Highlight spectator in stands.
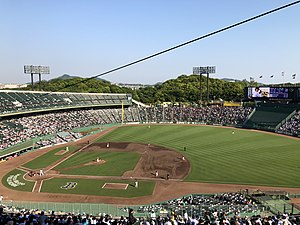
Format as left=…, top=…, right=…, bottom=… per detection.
left=0, top=107, right=140, bottom=151
left=277, top=110, right=300, bottom=137
left=0, top=198, right=298, bottom=225
left=139, top=105, right=253, bottom=126
left=38, top=211, right=48, bottom=225
left=128, top=208, right=137, bottom=225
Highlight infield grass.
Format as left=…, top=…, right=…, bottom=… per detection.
left=95, top=125, right=300, bottom=187
left=54, top=151, right=140, bottom=176
left=41, top=178, right=154, bottom=197
left=22, top=146, right=79, bottom=170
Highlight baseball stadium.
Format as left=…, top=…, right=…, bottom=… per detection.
left=0, top=87, right=300, bottom=219
left=1, top=1, right=300, bottom=224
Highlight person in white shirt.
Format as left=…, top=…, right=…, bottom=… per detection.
left=253, top=87, right=262, bottom=97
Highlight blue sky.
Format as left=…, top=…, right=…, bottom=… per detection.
left=0, top=0, right=299, bottom=85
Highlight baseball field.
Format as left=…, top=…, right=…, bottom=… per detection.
left=1, top=124, right=300, bottom=204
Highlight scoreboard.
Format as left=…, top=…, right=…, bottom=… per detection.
left=245, top=87, right=300, bottom=102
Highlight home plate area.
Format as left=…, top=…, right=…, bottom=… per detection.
left=102, top=183, right=128, bottom=190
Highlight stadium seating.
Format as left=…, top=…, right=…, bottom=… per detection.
left=138, top=106, right=253, bottom=125
left=1, top=91, right=299, bottom=154
left=0, top=90, right=131, bottom=116
left=243, top=104, right=296, bottom=131
left=0, top=191, right=299, bottom=224
left=0, top=107, right=140, bottom=151
left=277, top=110, right=300, bottom=137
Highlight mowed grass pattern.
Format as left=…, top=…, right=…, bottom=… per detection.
left=55, top=151, right=140, bottom=176
left=23, top=146, right=80, bottom=170
left=96, top=125, right=300, bottom=187
left=41, top=178, right=154, bottom=197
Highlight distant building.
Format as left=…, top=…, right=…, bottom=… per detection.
left=221, top=78, right=241, bottom=83
left=0, top=83, right=28, bottom=89
left=115, top=83, right=153, bottom=90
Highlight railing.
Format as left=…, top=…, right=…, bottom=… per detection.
left=243, top=108, right=256, bottom=127
left=254, top=195, right=300, bottom=215
left=275, top=110, right=296, bottom=131
left=2, top=200, right=123, bottom=216
left=1, top=200, right=263, bottom=217
left=259, top=201, right=300, bottom=215
left=3, top=199, right=299, bottom=217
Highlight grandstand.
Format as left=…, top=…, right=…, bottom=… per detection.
left=277, top=110, right=300, bottom=137
left=0, top=90, right=132, bottom=117
left=243, top=103, right=298, bottom=132
left=0, top=192, right=299, bottom=224
left=1, top=90, right=299, bottom=159
left=138, top=105, right=253, bottom=125
left=241, top=86, right=300, bottom=137
left=0, top=91, right=138, bottom=160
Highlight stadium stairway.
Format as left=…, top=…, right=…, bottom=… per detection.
left=243, top=103, right=296, bottom=132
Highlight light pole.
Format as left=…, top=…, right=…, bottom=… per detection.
left=193, top=67, right=203, bottom=104
left=193, top=66, right=216, bottom=104
left=24, top=65, right=50, bottom=91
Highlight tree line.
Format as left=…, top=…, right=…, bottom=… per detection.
left=21, top=75, right=256, bottom=104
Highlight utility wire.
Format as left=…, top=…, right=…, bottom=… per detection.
left=52, top=1, right=300, bottom=92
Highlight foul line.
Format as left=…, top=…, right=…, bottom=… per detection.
left=32, top=181, right=37, bottom=193
left=45, top=128, right=116, bottom=172
left=38, top=180, right=43, bottom=193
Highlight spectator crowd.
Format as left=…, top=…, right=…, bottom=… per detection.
left=0, top=192, right=299, bottom=225
left=131, top=193, right=259, bottom=219
left=138, top=106, right=253, bottom=126
left=276, top=110, right=300, bottom=137
left=0, top=108, right=140, bottom=150
left=1, top=104, right=299, bottom=152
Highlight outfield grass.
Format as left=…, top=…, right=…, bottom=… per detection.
left=55, top=151, right=140, bottom=176
left=23, top=146, right=80, bottom=170
left=41, top=178, right=155, bottom=197
left=95, top=125, right=300, bottom=187
left=2, top=169, right=35, bottom=192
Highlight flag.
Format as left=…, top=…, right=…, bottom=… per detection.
left=270, top=75, right=274, bottom=78
left=259, top=75, right=263, bottom=78
left=292, top=74, right=296, bottom=79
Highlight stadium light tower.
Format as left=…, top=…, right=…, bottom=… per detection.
left=193, top=66, right=216, bottom=104
left=24, top=65, right=50, bottom=91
